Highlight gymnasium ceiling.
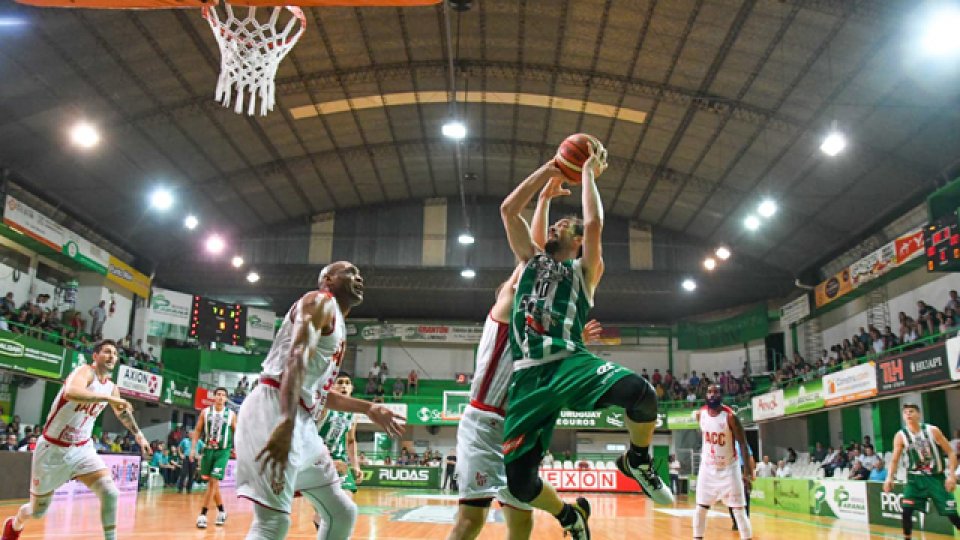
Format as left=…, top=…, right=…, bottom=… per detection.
left=0, top=0, right=958, bottom=322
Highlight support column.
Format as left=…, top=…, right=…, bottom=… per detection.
left=806, top=411, right=830, bottom=450
left=872, top=398, right=902, bottom=453
left=921, top=390, right=950, bottom=434
left=841, top=406, right=862, bottom=448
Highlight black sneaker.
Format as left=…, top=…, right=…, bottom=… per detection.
left=616, top=454, right=675, bottom=504
left=562, top=497, right=591, bottom=540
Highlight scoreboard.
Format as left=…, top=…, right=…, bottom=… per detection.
left=924, top=212, right=960, bottom=272
left=188, top=296, right=246, bottom=345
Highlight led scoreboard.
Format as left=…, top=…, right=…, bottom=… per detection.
left=924, top=212, right=960, bottom=272
left=188, top=296, right=246, bottom=345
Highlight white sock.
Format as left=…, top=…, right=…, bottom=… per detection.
left=731, top=507, right=752, bottom=540
left=693, top=505, right=708, bottom=539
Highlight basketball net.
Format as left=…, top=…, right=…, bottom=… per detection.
left=202, top=3, right=306, bottom=116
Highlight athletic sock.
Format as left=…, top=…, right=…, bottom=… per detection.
left=555, top=503, right=578, bottom=527
left=628, top=444, right=651, bottom=467
left=217, top=505, right=224, bottom=513
left=201, top=507, right=208, bottom=516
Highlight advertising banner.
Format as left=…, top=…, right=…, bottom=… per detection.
left=4, top=195, right=110, bottom=274
left=783, top=379, right=824, bottom=416
left=867, top=480, right=957, bottom=535
left=666, top=408, right=700, bottom=430
left=772, top=478, right=813, bottom=514
left=811, top=480, right=869, bottom=523
left=359, top=323, right=484, bottom=344
left=948, top=336, right=960, bottom=382
left=161, top=374, right=196, bottom=408
left=0, top=373, right=14, bottom=424
left=752, top=389, right=785, bottom=421
left=359, top=465, right=440, bottom=489
left=194, top=386, right=214, bottom=410
left=555, top=408, right=628, bottom=429
left=245, top=307, right=279, bottom=341
left=779, top=295, right=811, bottom=326
left=850, top=242, right=897, bottom=288
left=540, top=468, right=641, bottom=493
left=53, top=454, right=141, bottom=498
left=149, top=288, right=193, bottom=327
left=875, top=344, right=950, bottom=395
left=117, top=365, right=162, bottom=402
left=823, top=363, right=877, bottom=406
left=106, top=256, right=151, bottom=298
left=218, top=459, right=238, bottom=488
left=0, top=331, right=66, bottom=380
left=814, top=268, right=853, bottom=308
left=895, top=228, right=925, bottom=264
left=749, top=477, right=774, bottom=509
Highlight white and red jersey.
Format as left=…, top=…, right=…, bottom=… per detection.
left=698, top=405, right=737, bottom=471
left=469, top=313, right=512, bottom=416
left=261, top=292, right=346, bottom=416
left=43, top=368, right=114, bottom=446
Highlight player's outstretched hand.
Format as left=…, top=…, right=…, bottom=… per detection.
left=539, top=176, right=572, bottom=201
left=135, top=432, right=151, bottom=457
left=354, top=465, right=364, bottom=484
left=257, top=418, right=295, bottom=487
left=585, top=139, right=608, bottom=176
left=368, top=405, right=405, bottom=439
left=883, top=479, right=894, bottom=493
left=583, top=319, right=604, bottom=343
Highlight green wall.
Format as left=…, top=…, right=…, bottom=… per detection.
left=922, top=390, right=950, bottom=435
left=841, top=406, right=862, bottom=447
left=872, top=398, right=902, bottom=453
left=806, top=411, right=830, bottom=450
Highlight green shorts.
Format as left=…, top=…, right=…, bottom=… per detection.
left=502, top=351, right=633, bottom=464
left=902, top=473, right=958, bottom=516
left=342, top=468, right=358, bottom=493
left=199, top=448, right=232, bottom=481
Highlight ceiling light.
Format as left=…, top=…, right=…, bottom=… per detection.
left=715, top=246, right=731, bottom=260
left=703, top=257, right=717, bottom=271
left=820, top=130, right=847, bottom=156
left=246, top=271, right=260, bottom=283
left=231, top=256, right=244, bottom=268
left=921, top=5, right=960, bottom=57
left=442, top=121, right=467, bottom=140
left=758, top=199, right=777, bottom=218
left=0, top=17, right=28, bottom=27
left=149, top=188, right=174, bottom=211
left=744, top=215, right=760, bottom=231
left=205, top=234, right=225, bottom=255
left=458, top=232, right=475, bottom=245
left=184, top=215, right=199, bottom=230
left=69, top=121, right=100, bottom=149
left=681, top=278, right=697, bottom=292
left=460, top=268, right=476, bottom=278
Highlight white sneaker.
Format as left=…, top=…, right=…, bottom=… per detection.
left=216, top=511, right=227, bottom=526
left=196, top=514, right=207, bottom=529
left=616, top=453, right=675, bottom=505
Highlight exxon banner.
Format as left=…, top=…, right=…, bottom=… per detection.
left=752, top=389, right=785, bottom=421
left=117, top=365, right=163, bottom=402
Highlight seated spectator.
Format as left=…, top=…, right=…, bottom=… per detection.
left=859, top=445, right=879, bottom=469
left=849, top=461, right=870, bottom=481
left=0, top=292, right=14, bottom=317
left=364, top=377, right=377, bottom=396
left=373, top=384, right=385, bottom=403
left=383, top=456, right=392, bottom=465
left=359, top=452, right=370, bottom=466
left=576, top=459, right=591, bottom=470
left=756, top=455, right=775, bottom=477
left=95, top=434, right=109, bottom=453
left=946, top=290, right=959, bottom=313
left=0, top=314, right=8, bottom=333
left=813, top=442, right=828, bottom=463
left=151, top=443, right=175, bottom=485
left=108, top=435, right=122, bottom=453
left=10, top=310, right=29, bottom=334
left=775, top=460, right=792, bottom=478
left=686, top=390, right=697, bottom=403
left=18, top=435, right=37, bottom=452
left=0, top=433, right=17, bottom=451
left=407, top=369, right=419, bottom=394
left=654, top=383, right=665, bottom=400
left=869, top=459, right=887, bottom=481
left=392, top=378, right=405, bottom=399
left=785, top=447, right=798, bottom=464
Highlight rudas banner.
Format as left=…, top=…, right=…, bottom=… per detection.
left=875, top=343, right=950, bottom=395
left=359, top=465, right=440, bottom=489
left=814, top=268, right=853, bottom=308
left=106, top=256, right=151, bottom=298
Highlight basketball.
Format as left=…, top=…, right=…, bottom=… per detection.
left=555, top=133, right=602, bottom=184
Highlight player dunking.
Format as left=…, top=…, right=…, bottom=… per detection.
left=313, top=372, right=363, bottom=535
left=883, top=403, right=960, bottom=540
left=236, top=261, right=405, bottom=540
left=2, top=339, right=150, bottom=540
left=448, top=178, right=602, bottom=540
left=499, top=143, right=673, bottom=540
left=694, top=384, right=754, bottom=540
left=192, top=387, right=236, bottom=528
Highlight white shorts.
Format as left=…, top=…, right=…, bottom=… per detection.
left=696, top=464, right=746, bottom=508
left=236, top=384, right=340, bottom=514
left=31, top=436, right=107, bottom=496
left=455, top=405, right=530, bottom=510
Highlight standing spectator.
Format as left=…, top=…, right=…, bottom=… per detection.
left=663, top=370, right=674, bottom=387
left=392, top=378, right=405, bottom=399
left=870, top=328, right=885, bottom=354
left=178, top=431, right=205, bottom=494
left=917, top=301, right=938, bottom=335
left=379, top=361, right=389, bottom=384
left=407, top=369, right=419, bottom=394
left=945, top=290, right=959, bottom=313
left=668, top=454, right=681, bottom=495
left=775, top=460, right=792, bottom=478
left=542, top=450, right=555, bottom=468
left=67, top=312, right=84, bottom=343
left=755, top=456, right=775, bottom=477
left=689, top=371, right=700, bottom=389
left=641, top=368, right=649, bottom=381
left=368, top=363, right=381, bottom=384
left=0, top=292, right=14, bottom=317
left=785, top=447, right=798, bottom=463
left=883, top=326, right=899, bottom=350
left=443, top=448, right=457, bottom=491
left=651, top=368, right=662, bottom=386
left=88, top=300, right=107, bottom=339
left=813, top=442, right=828, bottom=463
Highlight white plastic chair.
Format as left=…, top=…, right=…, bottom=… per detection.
left=605, top=461, right=617, bottom=470
left=562, top=460, right=574, bottom=470
left=146, top=467, right=164, bottom=489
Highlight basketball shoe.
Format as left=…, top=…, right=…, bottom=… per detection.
left=616, top=454, right=675, bottom=504
left=561, top=497, right=590, bottom=540
left=216, top=510, right=227, bottom=526
left=196, top=514, right=207, bottom=529
left=2, top=518, right=22, bottom=540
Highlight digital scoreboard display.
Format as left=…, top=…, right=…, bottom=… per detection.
left=188, top=296, right=246, bottom=345
left=924, top=212, right=960, bottom=272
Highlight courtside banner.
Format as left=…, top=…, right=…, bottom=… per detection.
left=117, top=365, right=162, bottom=402
left=53, top=454, right=140, bottom=498
left=752, top=389, right=785, bottom=421
left=947, top=336, right=960, bottom=381
left=875, top=343, right=950, bottom=395
left=540, top=468, right=641, bottom=493
left=666, top=408, right=699, bottom=430
left=359, top=466, right=440, bottom=489
left=823, top=363, right=877, bottom=406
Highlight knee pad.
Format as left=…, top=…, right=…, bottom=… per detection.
left=505, top=459, right=543, bottom=503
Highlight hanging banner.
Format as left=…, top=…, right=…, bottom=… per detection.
left=849, top=242, right=896, bottom=288
left=116, top=365, right=162, bottom=402
left=894, top=228, right=925, bottom=264
left=359, top=323, right=484, bottom=344
left=0, top=331, right=66, bottom=380
left=0, top=373, right=14, bottom=424
left=947, top=336, right=960, bottom=382
left=3, top=195, right=110, bottom=274
left=814, top=268, right=853, bottom=308
left=162, top=374, right=196, bottom=408
left=752, top=389, right=785, bottom=421
left=823, top=363, right=877, bottom=406
left=677, top=305, right=769, bottom=350
left=875, top=343, right=950, bottom=395
left=666, top=408, right=700, bottom=430
left=779, top=295, right=811, bottom=326
left=194, top=386, right=214, bottom=410
left=246, top=307, right=279, bottom=341
left=106, top=256, right=151, bottom=298
left=149, top=288, right=193, bottom=326
left=783, top=379, right=824, bottom=416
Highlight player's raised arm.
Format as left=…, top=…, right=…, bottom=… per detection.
left=501, top=161, right=563, bottom=262
left=532, top=176, right=570, bottom=249
left=580, top=143, right=607, bottom=291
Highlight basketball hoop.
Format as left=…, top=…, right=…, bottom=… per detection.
left=202, top=2, right=306, bottom=116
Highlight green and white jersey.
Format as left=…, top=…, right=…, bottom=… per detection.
left=319, top=410, right=354, bottom=462
left=510, top=253, right=592, bottom=369
left=900, top=423, right=944, bottom=475
left=204, top=405, right=236, bottom=450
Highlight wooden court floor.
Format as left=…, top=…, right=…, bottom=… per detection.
left=0, top=486, right=946, bottom=539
